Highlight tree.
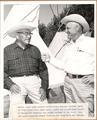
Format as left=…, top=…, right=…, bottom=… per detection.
left=43, top=16, right=59, bottom=46
left=68, top=4, right=94, bottom=26
left=67, top=4, right=94, bottom=36
left=38, top=4, right=94, bottom=46
left=38, top=23, right=47, bottom=40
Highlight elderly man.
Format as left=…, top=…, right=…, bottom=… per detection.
left=47, top=14, right=95, bottom=116
left=4, top=25, right=49, bottom=117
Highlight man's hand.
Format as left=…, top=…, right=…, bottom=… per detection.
left=82, top=75, right=94, bottom=88
left=10, top=84, right=21, bottom=94
left=41, top=54, right=51, bottom=62
left=39, top=88, right=46, bottom=101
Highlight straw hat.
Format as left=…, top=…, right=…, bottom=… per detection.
left=61, top=14, right=89, bottom=33
left=7, top=25, right=35, bottom=38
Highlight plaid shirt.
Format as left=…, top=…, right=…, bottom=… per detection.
left=4, top=42, right=48, bottom=91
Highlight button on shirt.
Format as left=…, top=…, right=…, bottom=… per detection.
left=4, top=42, right=48, bottom=90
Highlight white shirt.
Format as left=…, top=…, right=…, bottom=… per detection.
left=50, top=34, right=96, bottom=75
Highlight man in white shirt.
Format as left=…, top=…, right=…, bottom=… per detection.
left=47, top=14, right=95, bottom=116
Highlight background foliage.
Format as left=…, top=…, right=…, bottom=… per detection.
left=38, top=4, right=94, bottom=46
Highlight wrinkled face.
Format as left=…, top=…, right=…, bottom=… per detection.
left=65, top=22, right=81, bottom=40
left=16, top=29, right=32, bottom=45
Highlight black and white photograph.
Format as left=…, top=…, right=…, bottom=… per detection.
left=1, top=1, right=96, bottom=120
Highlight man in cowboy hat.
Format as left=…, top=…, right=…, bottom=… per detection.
left=4, top=25, right=49, bottom=117
left=45, top=14, right=95, bottom=116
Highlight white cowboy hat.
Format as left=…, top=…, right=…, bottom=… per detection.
left=7, top=25, right=36, bottom=38
left=61, top=14, right=89, bottom=33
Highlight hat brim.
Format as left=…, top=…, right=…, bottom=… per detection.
left=7, top=25, right=36, bottom=38
left=61, top=14, right=89, bottom=33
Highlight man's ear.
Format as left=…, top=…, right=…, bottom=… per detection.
left=75, top=25, right=79, bottom=31
left=16, top=33, right=19, bottom=39
left=76, top=24, right=82, bottom=33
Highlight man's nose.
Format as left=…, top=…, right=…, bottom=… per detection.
left=27, top=34, right=31, bottom=38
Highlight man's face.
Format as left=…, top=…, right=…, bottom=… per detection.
left=16, top=29, right=32, bottom=45
left=65, top=22, right=80, bottom=40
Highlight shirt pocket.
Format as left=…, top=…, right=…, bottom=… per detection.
left=8, top=56, right=20, bottom=68
left=77, top=47, right=85, bottom=53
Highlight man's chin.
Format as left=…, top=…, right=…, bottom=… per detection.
left=67, top=35, right=72, bottom=40
left=25, top=42, right=30, bottom=45
left=25, top=40, right=30, bottom=44
left=67, top=36, right=71, bottom=40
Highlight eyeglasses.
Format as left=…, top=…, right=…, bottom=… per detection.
left=17, top=32, right=33, bottom=36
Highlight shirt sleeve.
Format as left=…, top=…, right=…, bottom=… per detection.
left=39, top=58, right=49, bottom=91
left=50, top=57, right=65, bottom=70
left=4, top=48, right=15, bottom=90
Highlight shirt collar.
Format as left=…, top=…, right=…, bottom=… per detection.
left=13, top=41, right=31, bottom=49
left=13, top=42, right=19, bottom=49
left=70, top=34, right=84, bottom=44
left=76, top=34, right=85, bottom=43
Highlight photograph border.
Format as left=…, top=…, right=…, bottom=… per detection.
left=0, top=1, right=97, bottom=120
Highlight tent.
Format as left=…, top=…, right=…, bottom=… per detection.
left=49, top=31, right=69, bottom=59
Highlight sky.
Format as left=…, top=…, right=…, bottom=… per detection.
left=39, top=4, right=66, bottom=25
left=4, top=4, right=66, bottom=26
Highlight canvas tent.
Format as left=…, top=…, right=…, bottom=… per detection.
left=49, top=31, right=69, bottom=59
